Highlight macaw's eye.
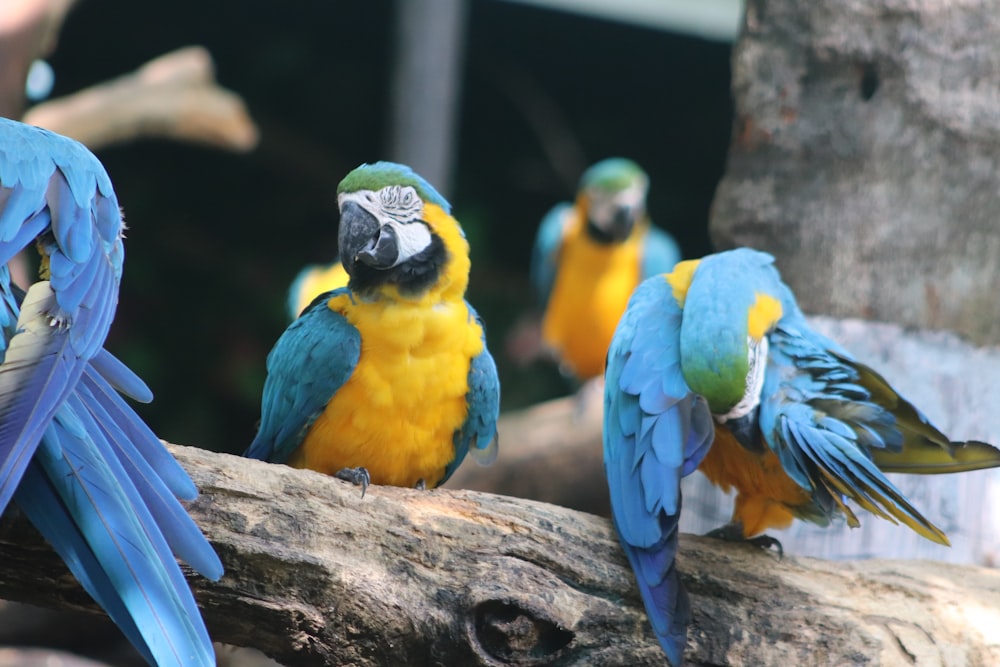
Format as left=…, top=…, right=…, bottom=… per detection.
left=380, top=185, right=422, bottom=223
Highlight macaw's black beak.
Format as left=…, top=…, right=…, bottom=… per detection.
left=726, top=409, right=765, bottom=454
left=608, top=204, right=638, bottom=239
left=339, top=201, right=398, bottom=272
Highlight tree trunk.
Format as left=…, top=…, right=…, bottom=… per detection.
left=0, top=443, right=997, bottom=666
left=710, top=0, right=1000, bottom=345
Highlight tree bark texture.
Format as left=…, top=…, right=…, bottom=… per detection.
left=0, top=443, right=998, bottom=666
left=710, top=0, right=1000, bottom=345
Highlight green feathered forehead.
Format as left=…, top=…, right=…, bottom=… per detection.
left=580, top=158, right=647, bottom=192
left=337, top=161, right=451, bottom=213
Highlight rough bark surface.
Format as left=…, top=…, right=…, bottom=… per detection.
left=0, top=444, right=998, bottom=666
left=710, top=0, right=1000, bottom=344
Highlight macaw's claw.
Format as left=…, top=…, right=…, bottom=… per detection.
left=335, top=466, right=371, bottom=497
left=414, top=478, right=427, bottom=490
left=705, top=522, right=783, bottom=558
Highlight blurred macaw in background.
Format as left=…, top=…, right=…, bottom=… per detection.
left=286, top=257, right=348, bottom=319
left=603, top=247, right=1000, bottom=665
left=0, top=118, right=222, bottom=666
left=531, top=158, right=681, bottom=381
left=245, top=161, right=499, bottom=490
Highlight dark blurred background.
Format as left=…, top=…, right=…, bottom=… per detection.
left=42, top=0, right=733, bottom=455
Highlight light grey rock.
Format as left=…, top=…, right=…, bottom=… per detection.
left=710, top=0, right=1000, bottom=344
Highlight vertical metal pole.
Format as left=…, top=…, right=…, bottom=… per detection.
left=389, top=0, right=468, bottom=197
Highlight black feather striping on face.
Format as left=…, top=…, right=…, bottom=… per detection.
left=349, top=232, right=447, bottom=297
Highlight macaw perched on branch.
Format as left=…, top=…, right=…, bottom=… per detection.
left=603, top=248, right=1000, bottom=665
left=531, top=158, right=681, bottom=381
left=245, top=162, right=499, bottom=491
left=0, top=118, right=222, bottom=666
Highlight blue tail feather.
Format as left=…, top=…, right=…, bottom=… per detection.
left=80, top=368, right=198, bottom=500
left=75, top=381, right=223, bottom=579
left=15, top=461, right=158, bottom=667
left=34, top=413, right=215, bottom=667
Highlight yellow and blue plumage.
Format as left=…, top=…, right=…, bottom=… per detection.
left=604, top=247, right=1000, bottom=664
left=245, top=161, right=499, bottom=490
left=531, top=158, right=681, bottom=380
left=0, top=117, right=222, bottom=666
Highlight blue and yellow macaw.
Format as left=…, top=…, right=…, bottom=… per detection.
left=603, top=248, right=1000, bottom=665
left=0, top=118, right=222, bottom=666
left=245, top=161, right=499, bottom=490
left=531, top=158, right=681, bottom=380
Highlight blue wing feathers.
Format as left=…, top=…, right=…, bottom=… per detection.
left=245, top=289, right=361, bottom=463
left=530, top=203, right=571, bottom=309
left=443, top=302, right=500, bottom=484
left=603, top=276, right=713, bottom=664
left=0, top=118, right=220, bottom=666
left=640, top=225, right=681, bottom=278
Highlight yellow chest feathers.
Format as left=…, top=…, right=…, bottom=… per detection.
left=542, top=224, right=644, bottom=379
left=290, top=291, right=484, bottom=488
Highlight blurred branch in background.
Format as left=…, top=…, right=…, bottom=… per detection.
left=389, top=0, right=467, bottom=197
left=24, top=46, right=259, bottom=153
left=0, top=0, right=76, bottom=120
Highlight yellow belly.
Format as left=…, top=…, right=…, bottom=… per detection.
left=698, top=426, right=811, bottom=536
left=542, top=231, right=643, bottom=379
left=290, top=291, right=484, bottom=488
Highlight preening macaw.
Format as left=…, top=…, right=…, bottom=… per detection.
left=286, top=258, right=348, bottom=319
left=245, top=161, right=499, bottom=490
left=531, top=158, right=681, bottom=380
left=0, top=118, right=222, bottom=666
left=603, top=247, right=1000, bottom=665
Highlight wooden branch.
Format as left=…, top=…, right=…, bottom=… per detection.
left=444, top=388, right=610, bottom=517
left=22, top=46, right=259, bottom=153
left=1, top=444, right=997, bottom=666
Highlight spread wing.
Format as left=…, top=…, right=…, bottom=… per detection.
left=759, top=322, right=953, bottom=544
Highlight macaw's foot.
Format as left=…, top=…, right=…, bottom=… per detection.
left=705, top=522, right=783, bottom=558
left=335, top=466, right=371, bottom=498
left=415, top=478, right=427, bottom=491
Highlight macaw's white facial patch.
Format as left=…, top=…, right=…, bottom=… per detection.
left=716, top=335, right=768, bottom=423
left=339, top=186, right=434, bottom=267
left=338, top=185, right=423, bottom=224
left=586, top=178, right=649, bottom=231
left=389, top=219, right=433, bottom=266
